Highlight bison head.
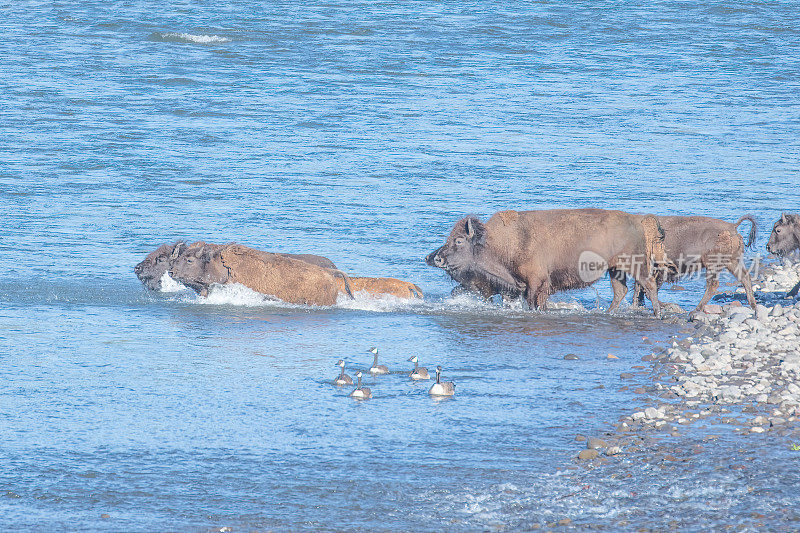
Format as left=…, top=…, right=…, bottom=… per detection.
left=169, top=243, right=229, bottom=296
left=134, top=242, right=186, bottom=291
left=766, top=214, right=800, bottom=256
left=426, top=216, right=486, bottom=279
left=426, top=216, right=524, bottom=297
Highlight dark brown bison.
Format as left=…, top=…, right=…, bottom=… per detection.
left=766, top=213, right=800, bottom=297
left=134, top=242, right=191, bottom=290
left=169, top=242, right=352, bottom=305
left=426, top=209, right=669, bottom=316
left=632, top=215, right=758, bottom=310
left=335, top=276, right=424, bottom=299
left=135, top=242, right=337, bottom=290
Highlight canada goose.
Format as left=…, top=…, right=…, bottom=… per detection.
left=368, top=347, right=389, bottom=375
left=333, top=359, right=353, bottom=386
left=428, top=366, right=455, bottom=397
left=408, top=355, right=430, bottom=380
left=349, top=371, right=372, bottom=399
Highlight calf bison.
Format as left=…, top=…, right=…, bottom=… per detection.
left=335, top=276, right=424, bottom=299
left=169, top=243, right=352, bottom=306
left=426, top=209, right=670, bottom=316
left=767, top=213, right=800, bottom=297
left=632, top=215, right=758, bottom=310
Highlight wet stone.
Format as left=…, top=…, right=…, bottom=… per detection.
left=578, top=449, right=599, bottom=460
left=587, top=437, right=608, bottom=450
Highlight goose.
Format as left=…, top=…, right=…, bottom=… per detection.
left=349, top=371, right=372, bottom=399
left=408, top=355, right=430, bottom=380
left=428, top=366, right=455, bottom=397
left=367, top=347, right=389, bottom=375
left=333, top=359, right=353, bottom=386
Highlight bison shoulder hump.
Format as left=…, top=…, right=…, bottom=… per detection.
left=496, top=210, right=519, bottom=226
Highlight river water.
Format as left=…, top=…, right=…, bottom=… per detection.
left=1, top=1, right=800, bottom=530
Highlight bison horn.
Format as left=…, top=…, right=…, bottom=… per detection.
left=466, top=218, right=475, bottom=238
left=170, top=241, right=186, bottom=260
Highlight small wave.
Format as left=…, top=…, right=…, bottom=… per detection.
left=149, top=32, right=230, bottom=44
left=158, top=272, right=189, bottom=293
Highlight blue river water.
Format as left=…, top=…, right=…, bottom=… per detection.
left=1, top=1, right=800, bottom=530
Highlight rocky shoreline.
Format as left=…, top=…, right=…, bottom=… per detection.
left=576, top=259, right=800, bottom=461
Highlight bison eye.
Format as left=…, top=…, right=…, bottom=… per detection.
left=455, top=238, right=465, bottom=246
left=156, top=257, right=165, bottom=263
left=776, top=228, right=782, bottom=234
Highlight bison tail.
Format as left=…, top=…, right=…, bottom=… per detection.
left=642, top=214, right=678, bottom=277
left=410, top=283, right=424, bottom=299
left=734, top=214, right=757, bottom=249
left=642, top=214, right=665, bottom=240
left=332, top=270, right=354, bottom=299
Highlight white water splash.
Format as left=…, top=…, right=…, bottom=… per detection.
left=158, top=271, right=189, bottom=293
left=153, top=32, right=230, bottom=44
left=335, top=290, right=426, bottom=313
left=190, top=283, right=287, bottom=307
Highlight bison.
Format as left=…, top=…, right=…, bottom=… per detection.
left=766, top=213, right=800, bottom=297
left=169, top=243, right=353, bottom=305
left=335, top=276, right=424, bottom=299
left=631, top=215, right=758, bottom=310
left=135, top=242, right=338, bottom=291
left=426, top=209, right=670, bottom=316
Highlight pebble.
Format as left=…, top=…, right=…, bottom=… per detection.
left=574, top=260, right=800, bottom=462
left=606, top=446, right=622, bottom=456
left=587, top=437, right=608, bottom=450
left=564, top=354, right=579, bottom=360
left=578, top=449, right=599, bottom=460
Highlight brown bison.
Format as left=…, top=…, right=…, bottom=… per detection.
left=135, top=242, right=337, bottom=291
left=632, top=215, right=758, bottom=310
left=426, top=209, right=670, bottom=316
left=335, top=276, right=424, bottom=299
left=169, top=243, right=352, bottom=305
left=766, top=213, right=800, bottom=297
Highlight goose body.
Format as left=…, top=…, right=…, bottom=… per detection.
left=333, top=359, right=353, bottom=386
left=368, top=347, right=389, bottom=375
left=429, top=366, right=455, bottom=397
left=349, top=371, right=372, bottom=400
left=408, top=355, right=430, bottom=380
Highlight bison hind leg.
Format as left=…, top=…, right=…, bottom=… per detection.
left=637, top=277, right=661, bottom=317
left=607, top=269, right=628, bottom=313
left=727, top=261, right=757, bottom=309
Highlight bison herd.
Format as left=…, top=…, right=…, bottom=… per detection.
left=135, top=209, right=800, bottom=315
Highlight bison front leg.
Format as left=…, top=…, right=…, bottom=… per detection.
left=608, top=269, right=628, bottom=313
left=524, top=278, right=548, bottom=311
